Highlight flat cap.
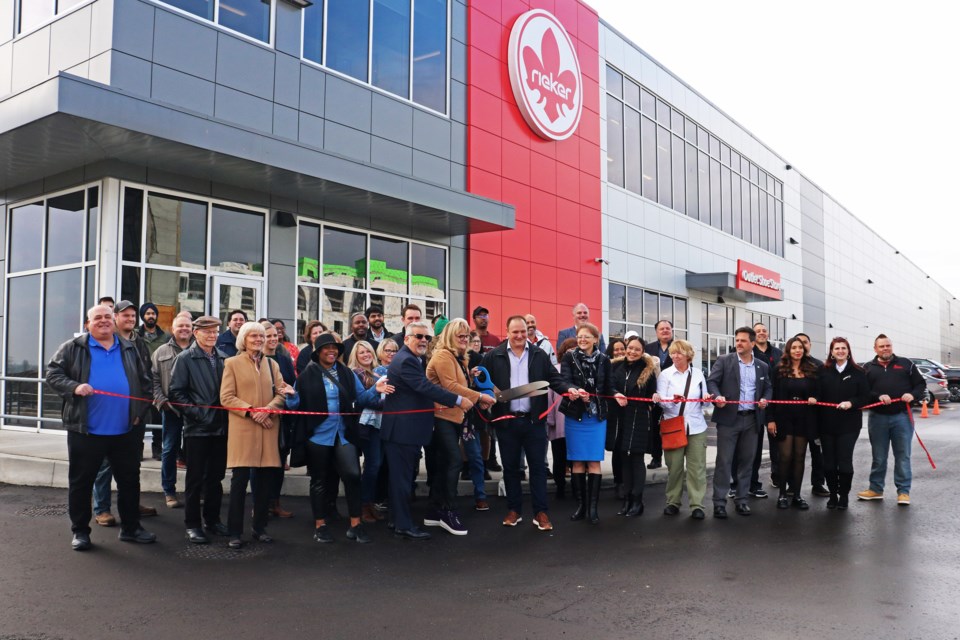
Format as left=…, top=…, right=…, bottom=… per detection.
left=193, top=315, right=222, bottom=330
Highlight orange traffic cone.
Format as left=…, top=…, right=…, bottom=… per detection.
left=920, top=400, right=929, bottom=418
left=933, top=399, right=941, bottom=415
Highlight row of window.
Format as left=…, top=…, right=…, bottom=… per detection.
left=608, top=283, right=688, bottom=345
left=605, top=65, right=785, bottom=257
left=303, top=0, right=449, bottom=113
left=297, top=221, right=447, bottom=340
left=16, top=0, right=450, bottom=116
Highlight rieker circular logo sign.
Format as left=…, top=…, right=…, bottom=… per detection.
left=507, top=9, right=583, bottom=141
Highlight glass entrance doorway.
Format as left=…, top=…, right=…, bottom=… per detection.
left=212, top=276, right=262, bottom=327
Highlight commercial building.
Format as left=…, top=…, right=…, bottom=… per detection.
left=1, top=0, right=956, bottom=430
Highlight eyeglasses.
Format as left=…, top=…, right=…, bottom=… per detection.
left=474, top=314, right=489, bottom=319
left=410, top=334, right=431, bottom=341
left=576, top=335, right=594, bottom=341
left=456, top=334, right=470, bottom=340
left=383, top=348, right=398, bottom=354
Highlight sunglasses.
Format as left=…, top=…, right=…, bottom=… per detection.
left=410, top=334, right=431, bottom=341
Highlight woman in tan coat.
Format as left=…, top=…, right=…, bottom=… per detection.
left=221, top=321, right=292, bottom=548
left=424, top=318, right=495, bottom=535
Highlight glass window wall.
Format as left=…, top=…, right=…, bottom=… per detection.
left=303, top=0, right=450, bottom=114
left=607, top=282, right=688, bottom=344
left=605, top=64, right=784, bottom=256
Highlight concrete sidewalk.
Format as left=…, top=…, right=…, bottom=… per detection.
left=0, top=428, right=734, bottom=498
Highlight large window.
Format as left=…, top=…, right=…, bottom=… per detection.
left=16, top=0, right=86, bottom=34
left=701, top=301, right=736, bottom=376
left=159, top=0, right=273, bottom=43
left=608, top=283, right=687, bottom=345
left=297, top=221, right=447, bottom=340
left=3, top=186, right=100, bottom=430
left=303, top=0, right=449, bottom=113
left=120, top=185, right=266, bottom=330
left=606, top=65, right=785, bottom=257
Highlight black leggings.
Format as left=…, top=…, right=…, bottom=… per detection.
left=621, top=451, right=647, bottom=498
left=777, top=435, right=808, bottom=496
left=306, top=437, right=361, bottom=521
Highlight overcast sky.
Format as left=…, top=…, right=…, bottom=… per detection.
left=587, top=0, right=960, bottom=298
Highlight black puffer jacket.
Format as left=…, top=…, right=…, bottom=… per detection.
left=610, top=354, right=659, bottom=453
left=168, top=343, right=229, bottom=437
left=560, top=348, right=614, bottom=422
left=45, top=334, right=151, bottom=434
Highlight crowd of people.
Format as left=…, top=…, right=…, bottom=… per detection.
left=46, top=298, right=925, bottom=551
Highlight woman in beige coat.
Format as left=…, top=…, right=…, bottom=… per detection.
left=221, top=322, right=292, bottom=548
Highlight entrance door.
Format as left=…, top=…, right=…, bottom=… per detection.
left=702, top=335, right=731, bottom=376
left=211, top=276, right=262, bottom=326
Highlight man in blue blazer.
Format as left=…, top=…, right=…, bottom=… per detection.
left=706, top=326, right=773, bottom=518
left=557, top=302, right=605, bottom=353
left=381, top=321, right=468, bottom=540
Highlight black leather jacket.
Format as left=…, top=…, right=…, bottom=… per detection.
left=168, top=343, right=229, bottom=437
left=45, top=334, right=151, bottom=434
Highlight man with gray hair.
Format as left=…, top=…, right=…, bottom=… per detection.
left=46, top=304, right=155, bottom=551
left=380, top=321, right=468, bottom=540
left=557, top=303, right=606, bottom=353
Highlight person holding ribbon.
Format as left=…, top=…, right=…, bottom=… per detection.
left=425, top=319, right=495, bottom=535
left=220, top=322, right=295, bottom=548
left=766, top=337, right=820, bottom=510
left=290, top=333, right=392, bottom=544
left=481, top=316, right=578, bottom=532
left=609, top=335, right=658, bottom=517
left=560, top=322, right=627, bottom=525
left=817, top=337, right=871, bottom=510
left=656, top=339, right=711, bottom=520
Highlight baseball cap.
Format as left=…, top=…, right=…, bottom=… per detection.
left=114, top=300, right=136, bottom=313
left=472, top=305, right=489, bottom=318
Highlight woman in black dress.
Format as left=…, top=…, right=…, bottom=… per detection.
left=817, top=337, right=871, bottom=509
left=609, top=336, right=658, bottom=516
left=767, top=337, right=819, bottom=510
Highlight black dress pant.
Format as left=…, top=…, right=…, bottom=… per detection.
left=383, top=441, right=422, bottom=531
left=227, top=466, right=279, bottom=536
left=808, top=439, right=825, bottom=487
left=820, top=431, right=859, bottom=477
left=428, top=418, right=462, bottom=511
left=551, top=437, right=568, bottom=494
left=648, top=407, right=663, bottom=461
left=183, top=435, right=227, bottom=529
left=306, top=437, right=362, bottom=520
left=67, top=428, right=141, bottom=536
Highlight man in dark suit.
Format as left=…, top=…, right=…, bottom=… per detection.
left=481, top=316, right=579, bottom=531
left=381, top=321, right=467, bottom=540
left=644, top=319, right=674, bottom=469
left=706, top=326, right=773, bottom=518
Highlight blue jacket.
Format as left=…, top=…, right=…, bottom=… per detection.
left=380, top=345, right=458, bottom=446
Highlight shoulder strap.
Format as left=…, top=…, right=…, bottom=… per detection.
left=679, top=371, right=693, bottom=417
left=320, top=364, right=352, bottom=400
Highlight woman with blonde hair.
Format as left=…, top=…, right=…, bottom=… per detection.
left=655, top=339, right=711, bottom=520
left=347, top=340, right=384, bottom=523
left=220, top=322, right=295, bottom=548
left=425, top=318, right=494, bottom=535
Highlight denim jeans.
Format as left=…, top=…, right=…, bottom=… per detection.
left=462, top=431, right=487, bottom=500
left=868, top=411, right=913, bottom=495
left=93, top=459, right=112, bottom=515
left=358, top=429, right=382, bottom=505
left=495, top=417, right=549, bottom=515
left=160, top=410, right=183, bottom=496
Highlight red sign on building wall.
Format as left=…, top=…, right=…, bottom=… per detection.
left=466, top=0, right=601, bottom=341
left=736, top=259, right=783, bottom=300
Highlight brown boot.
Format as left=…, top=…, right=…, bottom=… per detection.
left=269, top=500, right=294, bottom=519
left=361, top=503, right=384, bottom=523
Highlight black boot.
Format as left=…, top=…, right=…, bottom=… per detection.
left=587, top=473, right=601, bottom=524
left=837, top=473, right=853, bottom=510
left=555, top=477, right=566, bottom=500
left=617, top=495, right=631, bottom=516
left=777, top=489, right=790, bottom=509
left=570, top=473, right=587, bottom=521
left=826, top=474, right=838, bottom=509
left=626, top=495, right=644, bottom=517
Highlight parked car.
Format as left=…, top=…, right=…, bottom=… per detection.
left=916, top=373, right=950, bottom=406
left=912, top=358, right=960, bottom=402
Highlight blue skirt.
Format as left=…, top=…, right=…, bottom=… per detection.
left=565, top=414, right=607, bottom=462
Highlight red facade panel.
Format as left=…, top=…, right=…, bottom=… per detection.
left=466, top=0, right=602, bottom=341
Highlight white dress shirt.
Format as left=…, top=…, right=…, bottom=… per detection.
left=657, top=365, right=709, bottom=435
